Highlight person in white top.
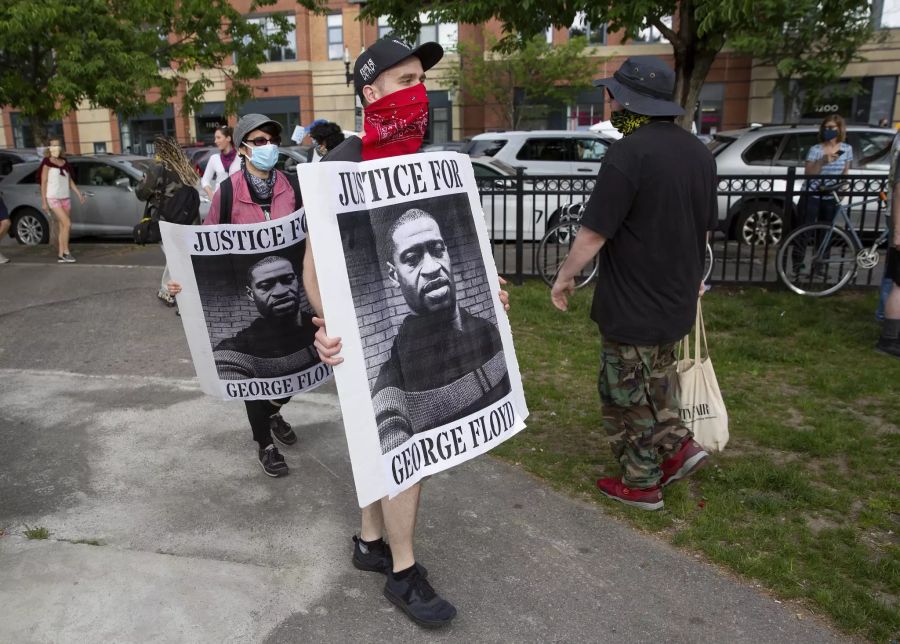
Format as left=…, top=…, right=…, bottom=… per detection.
left=201, top=125, right=241, bottom=199
left=39, top=138, right=85, bottom=263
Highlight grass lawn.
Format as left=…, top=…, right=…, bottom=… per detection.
left=500, top=281, right=899, bottom=642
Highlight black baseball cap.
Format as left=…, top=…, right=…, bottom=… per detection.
left=353, top=36, right=443, bottom=101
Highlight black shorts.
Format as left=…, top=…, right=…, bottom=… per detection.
left=888, top=246, right=900, bottom=286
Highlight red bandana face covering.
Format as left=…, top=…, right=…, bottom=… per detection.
left=361, top=83, right=429, bottom=161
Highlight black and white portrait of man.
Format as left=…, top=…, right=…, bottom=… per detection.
left=193, top=251, right=320, bottom=380
left=340, top=195, right=511, bottom=454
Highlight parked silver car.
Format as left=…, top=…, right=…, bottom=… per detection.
left=1, top=154, right=211, bottom=245
left=709, top=124, right=893, bottom=245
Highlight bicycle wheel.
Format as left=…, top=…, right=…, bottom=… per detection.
left=776, top=224, right=858, bottom=296
left=538, top=221, right=598, bottom=288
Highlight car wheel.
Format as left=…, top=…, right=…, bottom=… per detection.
left=735, top=202, right=786, bottom=246
left=13, top=208, right=50, bottom=245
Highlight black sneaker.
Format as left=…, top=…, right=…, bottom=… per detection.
left=258, top=445, right=288, bottom=477
left=269, top=413, right=297, bottom=446
left=57, top=253, right=76, bottom=263
left=352, top=536, right=429, bottom=577
left=383, top=567, right=456, bottom=628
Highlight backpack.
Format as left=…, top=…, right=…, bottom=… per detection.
left=218, top=172, right=302, bottom=224
left=158, top=175, right=201, bottom=226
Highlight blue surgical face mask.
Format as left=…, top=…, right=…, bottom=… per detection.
left=247, top=143, right=279, bottom=171
left=822, top=128, right=839, bottom=142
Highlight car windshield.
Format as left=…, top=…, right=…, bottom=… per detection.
left=706, top=135, right=736, bottom=156
left=466, top=139, right=506, bottom=157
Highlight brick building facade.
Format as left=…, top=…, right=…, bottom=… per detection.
left=1, top=3, right=898, bottom=153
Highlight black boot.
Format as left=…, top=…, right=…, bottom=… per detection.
left=876, top=319, right=900, bottom=358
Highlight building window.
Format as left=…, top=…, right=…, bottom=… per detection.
left=9, top=113, right=64, bottom=148
left=878, top=0, right=900, bottom=27
left=377, top=16, right=392, bottom=39
left=774, top=76, right=899, bottom=125
left=567, top=88, right=605, bottom=130
left=416, top=13, right=457, bottom=50
left=377, top=14, right=457, bottom=50
left=327, top=13, right=343, bottom=60
left=634, top=16, right=671, bottom=43
left=248, top=14, right=297, bottom=62
left=568, top=12, right=606, bottom=45
left=695, top=82, right=724, bottom=135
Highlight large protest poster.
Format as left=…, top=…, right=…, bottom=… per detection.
left=299, top=152, right=528, bottom=506
left=160, top=209, right=333, bottom=401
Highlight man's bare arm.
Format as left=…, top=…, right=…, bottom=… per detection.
left=550, top=227, right=607, bottom=311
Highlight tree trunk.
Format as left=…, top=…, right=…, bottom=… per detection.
left=670, top=0, right=723, bottom=131
left=776, top=77, right=800, bottom=124
left=30, top=116, right=51, bottom=147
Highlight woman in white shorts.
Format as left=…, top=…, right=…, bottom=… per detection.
left=40, top=139, right=85, bottom=263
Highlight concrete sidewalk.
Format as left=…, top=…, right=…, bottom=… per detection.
left=0, top=256, right=850, bottom=643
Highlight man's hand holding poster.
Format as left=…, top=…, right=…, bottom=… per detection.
left=160, top=209, right=333, bottom=401
left=299, top=152, right=528, bottom=506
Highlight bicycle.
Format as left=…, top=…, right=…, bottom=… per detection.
left=538, top=201, right=715, bottom=287
left=776, top=190, right=888, bottom=297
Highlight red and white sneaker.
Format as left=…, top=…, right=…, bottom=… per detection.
left=596, top=477, right=664, bottom=511
left=660, top=439, right=709, bottom=487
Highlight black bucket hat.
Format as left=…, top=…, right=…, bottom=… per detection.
left=353, top=36, right=443, bottom=101
left=593, top=56, right=684, bottom=117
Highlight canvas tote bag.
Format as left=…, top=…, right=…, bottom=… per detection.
left=676, top=301, right=729, bottom=452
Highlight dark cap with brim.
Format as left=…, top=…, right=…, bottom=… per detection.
left=594, top=55, right=684, bottom=117
left=233, top=114, right=283, bottom=148
left=354, top=37, right=443, bottom=101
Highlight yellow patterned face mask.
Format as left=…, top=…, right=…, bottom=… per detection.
left=610, top=109, right=651, bottom=136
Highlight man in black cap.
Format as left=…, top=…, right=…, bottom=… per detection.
left=301, top=36, right=459, bottom=628
left=550, top=56, right=718, bottom=511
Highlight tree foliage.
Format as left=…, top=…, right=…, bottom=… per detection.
left=0, top=0, right=317, bottom=143
left=445, top=35, right=597, bottom=130
left=728, top=0, right=877, bottom=123
left=359, top=0, right=877, bottom=129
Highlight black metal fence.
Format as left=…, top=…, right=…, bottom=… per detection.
left=476, top=167, right=890, bottom=287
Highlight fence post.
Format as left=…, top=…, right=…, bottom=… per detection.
left=514, top=167, right=524, bottom=285
left=784, top=165, right=796, bottom=229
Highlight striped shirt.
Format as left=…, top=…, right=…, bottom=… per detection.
left=806, top=142, right=852, bottom=192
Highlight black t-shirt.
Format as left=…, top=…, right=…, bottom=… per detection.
left=579, top=121, right=718, bottom=345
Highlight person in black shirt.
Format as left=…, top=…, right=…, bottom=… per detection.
left=551, top=56, right=718, bottom=511
left=371, top=208, right=510, bottom=453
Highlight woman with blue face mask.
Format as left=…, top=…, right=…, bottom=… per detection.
left=166, top=113, right=305, bottom=478
left=200, top=113, right=297, bottom=225
left=800, top=115, right=853, bottom=223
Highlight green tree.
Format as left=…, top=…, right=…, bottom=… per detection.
left=362, top=0, right=760, bottom=128
left=0, top=0, right=313, bottom=144
left=359, top=0, right=757, bottom=129
left=728, top=0, right=878, bottom=123
left=446, top=34, right=597, bottom=130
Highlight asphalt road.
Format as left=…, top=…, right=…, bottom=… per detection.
left=0, top=242, right=853, bottom=643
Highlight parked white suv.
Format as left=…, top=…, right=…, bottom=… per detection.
left=709, top=124, right=893, bottom=245
left=464, top=131, right=612, bottom=176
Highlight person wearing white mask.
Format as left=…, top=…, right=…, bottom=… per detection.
left=201, top=125, right=241, bottom=200
left=39, top=138, right=85, bottom=263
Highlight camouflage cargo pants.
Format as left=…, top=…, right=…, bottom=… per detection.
left=598, top=338, right=692, bottom=488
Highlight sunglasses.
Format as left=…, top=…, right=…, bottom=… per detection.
left=243, top=135, right=281, bottom=146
